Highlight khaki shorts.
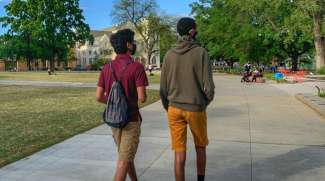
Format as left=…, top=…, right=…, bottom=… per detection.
left=168, top=106, right=209, bottom=152
left=111, top=118, right=141, bottom=161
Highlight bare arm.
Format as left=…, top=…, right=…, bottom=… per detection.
left=96, top=86, right=107, bottom=104
left=137, top=86, right=147, bottom=103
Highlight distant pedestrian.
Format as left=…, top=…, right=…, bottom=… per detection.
left=148, top=64, right=153, bottom=76
left=96, top=29, right=148, bottom=181
left=47, top=68, right=51, bottom=75
left=160, top=17, right=215, bottom=181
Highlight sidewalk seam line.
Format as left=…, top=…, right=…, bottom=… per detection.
left=242, top=83, right=253, bottom=181
left=139, top=145, right=170, bottom=178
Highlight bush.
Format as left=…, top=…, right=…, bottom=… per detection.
left=317, top=66, right=325, bottom=75
left=91, top=58, right=108, bottom=70
left=316, top=86, right=325, bottom=98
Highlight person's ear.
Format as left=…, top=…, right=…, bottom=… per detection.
left=127, top=42, right=132, bottom=50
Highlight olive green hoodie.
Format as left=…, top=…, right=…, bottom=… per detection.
left=160, top=37, right=215, bottom=112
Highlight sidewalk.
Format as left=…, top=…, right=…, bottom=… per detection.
left=0, top=80, right=160, bottom=90
left=1, top=75, right=325, bottom=181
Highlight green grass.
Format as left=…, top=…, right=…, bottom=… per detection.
left=147, top=73, right=160, bottom=84
left=0, top=86, right=160, bottom=167
left=0, top=72, right=100, bottom=83
left=317, top=66, right=325, bottom=75
left=264, top=73, right=276, bottom=81
left=0, top=71, right=161, bottom=84
left=264, top=72, right=288, bottom=83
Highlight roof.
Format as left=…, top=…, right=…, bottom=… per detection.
left=102, top=22, right=134, bottom=32
left=90, top=31, right=112, bottom=38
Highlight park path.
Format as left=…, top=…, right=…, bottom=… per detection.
left=1, top=74, right=325, bottom=181
left=0, top=80, right=160, bottom=90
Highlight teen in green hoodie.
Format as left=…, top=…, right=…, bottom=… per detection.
left=160, top=17, right=215, bottom=181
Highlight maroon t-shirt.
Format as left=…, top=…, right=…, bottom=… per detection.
left=97, top=54, right=149, bottom=120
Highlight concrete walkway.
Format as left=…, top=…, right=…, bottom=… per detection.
left=1, top=75, right=325, bottom=181
left=0, top=80, right=160, bottom=90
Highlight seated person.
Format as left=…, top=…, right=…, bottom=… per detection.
left=252, top=68, right=263, bottom=82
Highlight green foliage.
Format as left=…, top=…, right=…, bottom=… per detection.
left=316, top=86, right=325, bottom=97
left=91, top=58, right=108, bottom=71
left=319, top=91, right=325, bottom=98
left=191, top=0, right=315, bottom=70
left=159, top=16, right=178, bottom=63
left=317, top=66, right=325, bottom=75
left=0, top=0, right=93, bottom=71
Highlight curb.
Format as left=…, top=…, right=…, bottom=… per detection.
left=295, top=93, right=325, bottom=118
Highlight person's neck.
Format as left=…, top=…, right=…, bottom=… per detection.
left=180, top=35, right=193, bottom=41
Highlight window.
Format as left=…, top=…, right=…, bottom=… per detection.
left=89, top=51, right=92, bottom=55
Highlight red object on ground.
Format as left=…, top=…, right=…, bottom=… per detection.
left=293, top=71, right=306, bottom=83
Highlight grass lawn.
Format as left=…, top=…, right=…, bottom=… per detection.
left=0, top=86, right=160, bottom=168
left=264, top=72, right=288, bottom=83
left=264, top=72, right=276, bottom=81
left=0, top=71, right=161, bottom=84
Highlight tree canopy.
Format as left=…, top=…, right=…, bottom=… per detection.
left=0, top=0, right=93, bottom=71
left=191, top=0, right=323, bottom=70
left=112, top=0, right=177, bottom=65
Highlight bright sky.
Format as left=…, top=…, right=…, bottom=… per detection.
left=0, top=0, right=197, bottom=34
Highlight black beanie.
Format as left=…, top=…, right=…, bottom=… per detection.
left=177, top=17, right=196, bottom=36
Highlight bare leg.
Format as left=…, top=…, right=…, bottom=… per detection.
left=174, top=151, right=186, bottom=181
left=114, top=160, right=129, bottom=181
left=196, top=147, right=206, bottom=176
left=128, top=161, right=138, bottom=181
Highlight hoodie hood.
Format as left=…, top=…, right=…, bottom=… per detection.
left=172, top=36, right=199, bottom=55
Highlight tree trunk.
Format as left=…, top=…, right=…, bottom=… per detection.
left=27, top=57, right=33, bottom=71
left=147, top=52, right=152, bottom=65
left=291, top=56, right=299, bottom=71
left=314, top=12, right=325, bottom=70
left=50, top=59, right=55, bottom=72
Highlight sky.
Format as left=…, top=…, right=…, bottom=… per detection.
left=0, top=0, right=197, bottom=34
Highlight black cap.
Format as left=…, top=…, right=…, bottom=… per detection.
left=177, top=17, right=196, bottom=36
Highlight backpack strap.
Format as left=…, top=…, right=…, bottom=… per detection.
left=110, top=61, right=133, bottom=82
left=109, top=62, right=118, bottom=81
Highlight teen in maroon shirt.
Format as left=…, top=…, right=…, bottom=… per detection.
left=96, top=29, right=148, bottom=181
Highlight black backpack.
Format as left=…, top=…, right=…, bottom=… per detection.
left=103, top=62, right=130, bottom=128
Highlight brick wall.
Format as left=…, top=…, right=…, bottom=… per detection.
left=0, top=61, right=5, bottom=71
left=17, top=61, right=28, bottom=72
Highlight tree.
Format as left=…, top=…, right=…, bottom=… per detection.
left=35, top=0, right=93, bottom=72
left=1, top=0, right=93, bottom=72
left=138, top=13, right=173, bottom=64
left=159, top=15, right=178, bottom=63
left=112, top=0, right=159, bottom=64
left=0, top=0, right=42, bottom=70
left=297, top=0, right=325, bottom=70
left=191, top=0, right=314, bottom=70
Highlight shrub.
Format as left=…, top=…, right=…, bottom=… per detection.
left=316, top=86, right=325, bottom=98
left=317, top=66, right=325, bottom=75
left=91, top=58, right=108, bottom=70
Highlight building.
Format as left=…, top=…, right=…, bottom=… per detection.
left=75, top=23, right=160, bottom=69
left=76, top=30, right=113, bottom=69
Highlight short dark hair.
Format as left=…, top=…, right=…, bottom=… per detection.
left=110, top=29, right=135, bottom=54
left=177, top=17, right=196, bottom=36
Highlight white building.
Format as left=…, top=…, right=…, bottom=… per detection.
left=76, top=31, right=112, bottom=69
left=76, top=24, right=160, bottom=69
